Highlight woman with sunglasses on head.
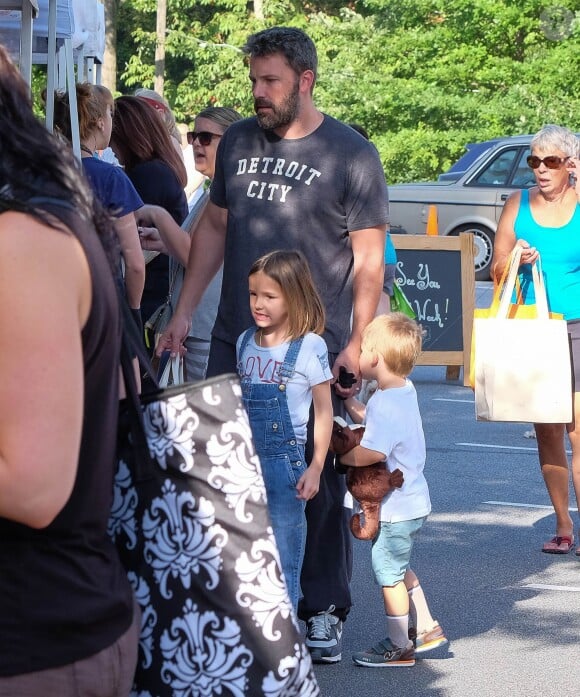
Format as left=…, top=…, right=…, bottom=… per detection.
left=137, top=106, right=242, bottom=380
left=492, top=124, right=580, bottom=555
left=110, top=95, right=188, bottom=332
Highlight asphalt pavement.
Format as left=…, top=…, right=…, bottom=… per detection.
left=311, top=282, right=580, bottom=697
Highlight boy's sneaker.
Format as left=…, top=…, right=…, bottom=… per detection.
left=411, top=623, right=448, bottom=654
left=305, top=606, right=343, bottom=663
left=352, top=638, right=415, bottom=667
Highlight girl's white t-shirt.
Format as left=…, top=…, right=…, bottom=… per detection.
left=353, top=379, right=432, bottom=523
left=236, top=331, right=333, bottom=444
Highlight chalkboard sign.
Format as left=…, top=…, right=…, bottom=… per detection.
left=390, top=234, right=475, bottom=384
left=395, top=249, right=462, bottom=351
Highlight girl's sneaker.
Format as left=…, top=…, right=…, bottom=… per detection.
left=352, top=638, right=415, bottom=667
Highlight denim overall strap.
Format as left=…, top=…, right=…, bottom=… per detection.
left=238, top=327, right=255, bottom=357
left=277, top=336, right=304, bottom=385
left=237, top=327, right=255, bottom=381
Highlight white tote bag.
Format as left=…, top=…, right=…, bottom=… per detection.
left=474, top=248, right=572, bottom=423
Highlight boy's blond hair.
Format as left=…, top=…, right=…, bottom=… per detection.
left=362, top=313, right=423, bottom=377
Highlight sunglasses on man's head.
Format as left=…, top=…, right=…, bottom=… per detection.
left=526, top=155, right=570, bottom=170
left=186, top=131, right=221, bottom=146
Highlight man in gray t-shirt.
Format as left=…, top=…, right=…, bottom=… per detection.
left=158, top=26, right=389, bottom=664
left=210, top=115, right=389, bottom=355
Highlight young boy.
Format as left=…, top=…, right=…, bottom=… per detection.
left=338, top=313, right=446, bottom=667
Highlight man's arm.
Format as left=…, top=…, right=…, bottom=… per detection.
left=333, top=224, right=386, bottom=398
left=156, top=200, right=228, bottom=356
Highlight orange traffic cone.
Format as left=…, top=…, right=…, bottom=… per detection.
left=426, top=205, right=438, bottom=236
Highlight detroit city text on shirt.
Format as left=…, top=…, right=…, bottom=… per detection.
left=236, top=157, right=322, bottom=202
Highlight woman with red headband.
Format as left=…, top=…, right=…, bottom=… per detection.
left=134, top=88, right=184, bottom=162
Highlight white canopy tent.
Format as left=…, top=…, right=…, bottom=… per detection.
left=72, top=0, right=104, bottom=84
left=0, top=0, right=105, bottom=158
left=0, top=0, right=38, bottom=84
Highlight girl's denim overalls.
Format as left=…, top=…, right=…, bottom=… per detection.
left=238, top=329, right=307, bottom=610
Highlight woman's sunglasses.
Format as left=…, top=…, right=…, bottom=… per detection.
left=526, top=155, right=570, bottom=170
left=187, top=131, right=221, bottom=146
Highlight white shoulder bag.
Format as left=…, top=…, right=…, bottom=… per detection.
left=474, top=247, right=572, bottom=423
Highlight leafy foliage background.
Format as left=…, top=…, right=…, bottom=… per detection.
left=114, top=0, right=579, bottom=182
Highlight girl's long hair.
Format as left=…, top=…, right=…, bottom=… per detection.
left=249, top=250, right=326, bottom=340
left=111, top=96, right=187, bottom=187
left=0, top=45, right=117, bottom=268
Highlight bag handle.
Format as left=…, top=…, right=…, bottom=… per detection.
left=530, top=255, right=549, bottom=319
left=118, top=296, right=160, bottom=482
left=496, top=247, right=549, bottom=320
left=490, top=246, right=522, bottom=317
left=159, top=354, right=184, bottom=387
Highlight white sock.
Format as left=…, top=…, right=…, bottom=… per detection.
left=386, top=614, right=412, bottom=650
left=408, top=585, right=436, bottom=634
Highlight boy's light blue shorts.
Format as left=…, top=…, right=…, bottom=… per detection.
left=371, top=516, right=427, bottom=586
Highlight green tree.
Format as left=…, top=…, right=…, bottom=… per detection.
left=113, top=0, right=580, bottom=182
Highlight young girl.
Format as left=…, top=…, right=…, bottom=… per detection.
left=236, top=250, right=333, bottom=611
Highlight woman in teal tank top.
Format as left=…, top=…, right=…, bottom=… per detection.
left=492, top=124, right=580, bottom=556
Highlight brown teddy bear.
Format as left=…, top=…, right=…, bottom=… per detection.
left=330, top=418, right=403, bottom=541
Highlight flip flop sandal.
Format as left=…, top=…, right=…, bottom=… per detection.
left=542, top=535, right=574, bottom=554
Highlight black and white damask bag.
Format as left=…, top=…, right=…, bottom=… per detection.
left=108, top=328, right=319, bottom=696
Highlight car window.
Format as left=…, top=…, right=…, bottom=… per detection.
left=445, top=139, right=500, bottom=173
left=470, top=149, right=517, bottom=186
left=510, top=148, right=536, bottom=188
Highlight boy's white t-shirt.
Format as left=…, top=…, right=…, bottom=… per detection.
left=354, top=379, right=431, bottom=523
left=236, top=331, right=333, bottom=444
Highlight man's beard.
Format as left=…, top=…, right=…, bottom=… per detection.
left=254, top=81, right=300, bottom=130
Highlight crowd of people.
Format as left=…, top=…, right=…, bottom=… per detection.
left=1, top=20, right=580, bottom=696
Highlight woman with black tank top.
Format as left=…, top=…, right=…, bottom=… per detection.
left=0, top=44, right=138, bottom=696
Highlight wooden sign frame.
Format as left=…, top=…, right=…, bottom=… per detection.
left=391, top=233, right=475, bottom=385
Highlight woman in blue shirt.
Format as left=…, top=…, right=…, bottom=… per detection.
left=492, top=124, right=580, bottom=556
left=54, top=84, right=145, bottom=316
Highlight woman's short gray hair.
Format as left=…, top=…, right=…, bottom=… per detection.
left=531, top=124, right=580, bottom=158
left=195, top=106, right=242, bottom=132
